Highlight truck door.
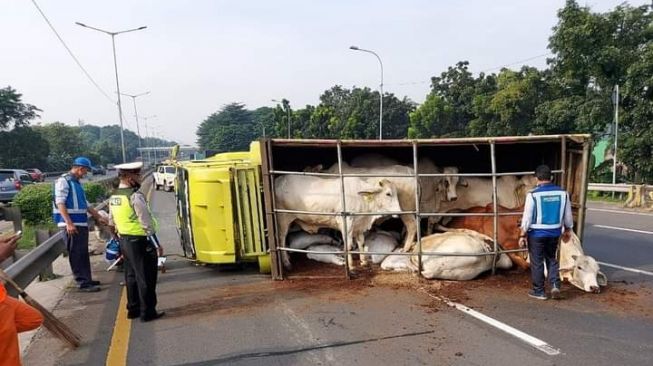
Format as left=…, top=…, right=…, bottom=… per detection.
left=232, top=166, right=268, bottom=258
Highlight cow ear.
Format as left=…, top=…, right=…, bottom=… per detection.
left=358, top=186, right=382, bottom=196
left=597, top=272, right=608, bottom=286
left=458, top=177, right=468, bottom=187
left=571, top=254, right=578, bottom=261
left=378, top=179, right=392, bottom=188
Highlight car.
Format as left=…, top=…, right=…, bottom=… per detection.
left=92, top=165, right=106, bottom=175
left=0, top=169, right=35, bottom=202
left=153, top=165, right=176, bottom=192
left=25, top=168, right=45, bottom=182
left=106, top=164, right=116, bottom=171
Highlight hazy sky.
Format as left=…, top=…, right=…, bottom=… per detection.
left=2, top=1, right=647, bottom=145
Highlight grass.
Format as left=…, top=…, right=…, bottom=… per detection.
left=17, top=223, right=58, bottom=250
left=587, top=191, right=627, bottom=204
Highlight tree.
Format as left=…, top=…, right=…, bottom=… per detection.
left=0, top=86, right=40, bottom=129
left=0, top=127, right=49, bottom=169
left=197, top=103, right=257, bottom=152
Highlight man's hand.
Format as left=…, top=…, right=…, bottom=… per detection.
left=518, top=236, right=528, bottom=248
left=561, top=229, right=572, bottom=243
left=0, top=234, right=19, bottom=262
left=157, top=246, right=164, bottom=257
left=66, top=222, right=78, bottom=235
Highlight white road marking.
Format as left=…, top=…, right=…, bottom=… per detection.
left=588, top=208, right=653, bottom=217
left=419, top=289, right=560, bottom=356
left=597, top=262, right=653, bottom=277
left=593, top=224, right=653, bottom=236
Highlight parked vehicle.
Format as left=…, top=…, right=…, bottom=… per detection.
left=0, top=169, right=36, bottom=202
left=106, top=164, right=116, bottom=171
left=25, top=168, right=44, bottom=182
left=92, top=165, right=106, bottom=175
left=154, top=165, right=176, bottom=192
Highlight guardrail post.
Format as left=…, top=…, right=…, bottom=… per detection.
left=2, top=206, right=23, bottom=233
left=36, top=229, right=57, bottom=281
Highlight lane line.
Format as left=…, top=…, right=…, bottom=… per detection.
left=419, top=289, right=560, bottom=356
left=106, top=288, right=131, bottom=366
left=598, top=262, right=653, bottom=277
left=593, top=224, right=653, bottom=236
left=588, top=208, right=653, bottom=217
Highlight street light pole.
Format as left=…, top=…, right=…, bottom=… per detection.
left=142, top=115, right=157, bottom=166
left=76, top=22, right=147, bottom=163
left=121, top=91, right=150, bottom=162
left=612, top=84, right=620, bottom=189
left=350, top=46, right=384, bottom=140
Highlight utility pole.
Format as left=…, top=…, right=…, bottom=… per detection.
left=612, top=84, right=619, bottom=192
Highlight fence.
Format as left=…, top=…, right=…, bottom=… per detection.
left=588, top=183, right=653, bottom=208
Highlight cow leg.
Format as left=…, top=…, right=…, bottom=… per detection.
left=507, top=253, right=530, bottom=270
left=400, top=214, right=416, bottom=252
left=276, top=215, right=294, bottom=270
left=357, top=233, right=368, bottom=266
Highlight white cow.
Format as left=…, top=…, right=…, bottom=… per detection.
left=274, top=175, right=402, bottom=269
left=287, top=231, right=340, bottom=250
left=318, top=162, right=441, bottom=253
left=306, top=244, right=345, bottom=266
left=557, top=232, right=607, bottom=293
left=363, top=230, right=398, bottom=264
left=408, top=230, right=513, bottom=280
left=380, top=248, right=412, bottom=272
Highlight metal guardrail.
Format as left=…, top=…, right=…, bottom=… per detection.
left=4, top=231, right=66, bottom=297
left=588, top=183, right=653, bottom=208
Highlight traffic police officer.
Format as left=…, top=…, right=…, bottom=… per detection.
left=519, top=164, right=573, bottom=301
left=109, top=162, right=164, bottom=322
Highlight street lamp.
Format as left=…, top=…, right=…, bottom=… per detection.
left=121, top=91, right=150, bottom=161
left=142, top=115, right=157, bottom=165
left=350, top=45, right=384, bottom=140
left=272, top=99, right=291, bottom=138
left=76, top=21, right=147, bottom=162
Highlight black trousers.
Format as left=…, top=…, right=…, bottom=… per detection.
left=62, top=227, right=93, bottom=288
left=120, top=235, right=158, bottom=318
left=528, top=235, right=561, bottom=294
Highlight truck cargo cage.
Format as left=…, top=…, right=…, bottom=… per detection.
left=260, top=135, right=592, bottom=280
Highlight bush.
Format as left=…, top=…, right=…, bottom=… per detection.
left=13, top=181, right=109, bottom=226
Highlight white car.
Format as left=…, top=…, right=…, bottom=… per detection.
left=154, top=165, right=176, bottom=192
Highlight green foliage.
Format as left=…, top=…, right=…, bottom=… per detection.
left=0, top=127, right=49, bottom=169
left=0, top=86, right=40, bottom=129
left=13, top=181, right=108, bottom=226
left=13, top=184, right=53, bottom=226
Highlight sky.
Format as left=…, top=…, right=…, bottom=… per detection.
left=2, top=0, right=648, bottom=145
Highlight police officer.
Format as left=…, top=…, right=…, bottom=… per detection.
left=53, top=157, right=106, bottom=292
left=519, top=164, right=573, bottom=301
left=109, top=162, right=164, bottom=322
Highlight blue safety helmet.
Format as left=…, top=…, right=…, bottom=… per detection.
left=105, top=238, right=121, bottom=263
left=72, top=156, right=93, bottom=169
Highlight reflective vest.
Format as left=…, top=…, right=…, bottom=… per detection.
left=529, top=184, right=568, bottom=230
left=52, top=174, right=88, bottom=227
left=109, top=188, right=158, bottom=236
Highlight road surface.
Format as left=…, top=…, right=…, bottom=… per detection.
left=22, top=193, right=653, bottom=365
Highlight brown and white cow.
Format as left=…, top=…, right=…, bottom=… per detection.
left=444, top=204, right=528, bottom=269
left=274, top=175, right=402, bottom=269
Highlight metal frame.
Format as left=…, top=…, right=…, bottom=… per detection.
left=263, top=135, right=590, bottom=279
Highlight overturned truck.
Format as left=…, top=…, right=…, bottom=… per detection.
left=260, top=135, right=592, bottom=280
left=174, top=135, right=592, bottom=281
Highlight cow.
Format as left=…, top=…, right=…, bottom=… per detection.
left=380, top=248, right=412, bottom=271
left=439, top=175, right=537, bottom=212
left=408, top=230, right=513, bottom=280
left=274, top=175, right=402, bottom=270
left=363, top=230, right=398, bottom=264
left=315, top=162, right=441, bottom=253
left=305, top=244, right=346, bottom=266
left=287, top=231, right=340, bottom=250
left=444, top=204, right=529, bottom=269
left=553, top=232, right=607, bottom=293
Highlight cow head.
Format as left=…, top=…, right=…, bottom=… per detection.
left=515, top=175, right=538, bottom=206
left=358, top=179, right=402, bottom=217
left=563, top=254, right=607, bottom=293
left=442, top=166, right=461, bottom=201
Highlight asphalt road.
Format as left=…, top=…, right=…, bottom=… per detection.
left=22, top=194, right=653, bottom=366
